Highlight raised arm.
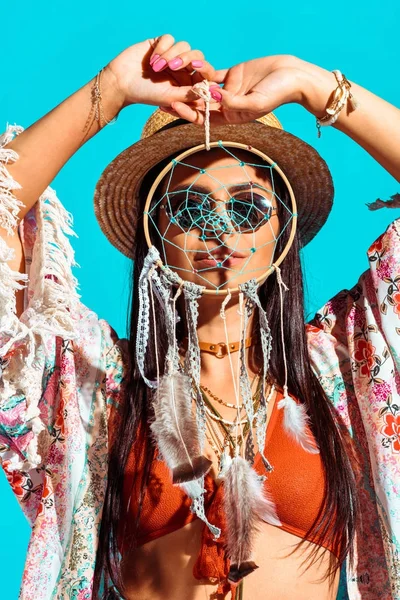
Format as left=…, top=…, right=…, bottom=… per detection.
left=4, top=35, right=216, bottom=216
left=1, top=35, right=216, bottom=314
left=162, top=55, right=400, bottom=182
left=0, top=33, right=215, bottom=497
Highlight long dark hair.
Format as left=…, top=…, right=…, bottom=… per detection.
left=93, top=143, right=359, bottom=598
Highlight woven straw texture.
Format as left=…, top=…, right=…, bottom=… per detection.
left=94, top=109, right=333, bottom=258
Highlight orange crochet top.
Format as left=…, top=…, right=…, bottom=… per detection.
left=112, top=388, right=337, bottom=598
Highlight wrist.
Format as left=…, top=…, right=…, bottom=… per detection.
left=296, top=61, right=337, bottom=118
left=102, top=63, right=128, bottom=113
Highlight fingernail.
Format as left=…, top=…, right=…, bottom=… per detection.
left=210, top=88, right=222, bottom=102
left=150, top=53, right=160, bottom=66
left=159, top=106, right=170, bottom=112
left=168, top=57, right=183, bottom=70
left=191, top=60, right=204, bottom=68
left=153, top=58, right=167, bottom=72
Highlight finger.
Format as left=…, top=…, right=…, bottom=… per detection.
left=169, top=101, right=252, bottom=126
left=190, top=59, right=217, bottom=82
left=211, top=87, right=269, bottom=113
left=163, top=86, right=203, bottom=104
left=170, top=101, right=204, bottom=124
left=169, top=101, right=228, bottom=125
left=162, top=49, right=205, bottom=72
left=213, top=68, right=229, bottom=83
left=149, top=34, right=175, bottom=66
left=151, top=40, right=191, bottom=72
left=159, top=106, right=181, bottom=117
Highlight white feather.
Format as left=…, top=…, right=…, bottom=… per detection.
left=223, top=455, right=281, bottom=571
left=150, top=371, right=211, bottom=483
left=278, top=395, right=319, bottom=454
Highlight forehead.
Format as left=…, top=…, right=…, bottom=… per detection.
left=162, top=147, right=272, bottom=193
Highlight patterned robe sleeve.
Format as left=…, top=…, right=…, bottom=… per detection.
left=306, top=217, right=400, bottom=599
left=0, top=124, right=130, bottom=599
left=0, top=124, right=82, bottom=474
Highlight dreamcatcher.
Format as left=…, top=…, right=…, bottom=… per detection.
left=135, top=82, right=318, bottom=587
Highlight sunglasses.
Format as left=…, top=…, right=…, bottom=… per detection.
left=160, top=187, right=277, bottom=234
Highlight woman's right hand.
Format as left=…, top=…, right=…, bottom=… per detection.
left=107, top=34, right=219, bottom=110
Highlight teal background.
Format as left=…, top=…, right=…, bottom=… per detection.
left=1, top=0, right=399, bottom=596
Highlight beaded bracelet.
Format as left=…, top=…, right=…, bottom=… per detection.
left=316, top=70, right=358, bottom=137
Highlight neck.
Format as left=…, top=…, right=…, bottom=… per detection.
left=180, top=293, right=258, bottom=380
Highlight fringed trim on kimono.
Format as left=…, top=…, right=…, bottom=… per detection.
left=0, top=124, right=81, bottom=472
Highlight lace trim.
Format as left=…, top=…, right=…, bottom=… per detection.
left=241, top=279, right=274, bottom=470
left=0, top=123, right=81, bottom=471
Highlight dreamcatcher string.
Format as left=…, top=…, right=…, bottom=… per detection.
left=136, top=84, right=316, bottom=592
left=192, top=80, right=212, bottom=150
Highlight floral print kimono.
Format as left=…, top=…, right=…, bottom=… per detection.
left=0, top=124, right=399, bottom=600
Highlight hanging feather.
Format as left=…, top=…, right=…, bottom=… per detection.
left=221, top=455, right=281, bottom=583
left=277, top=394, right=319, bottom=454
left=150, top=371, right=212, bottom=483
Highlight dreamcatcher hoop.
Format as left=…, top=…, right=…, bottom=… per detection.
left=143, top=140, right=298, bottom=296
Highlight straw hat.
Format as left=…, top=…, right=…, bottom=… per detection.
left=94, top=109, right=334, bottom=258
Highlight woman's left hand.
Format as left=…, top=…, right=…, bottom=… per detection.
left=160, top=55, right=332, bottom=124
left=160, top=54, right=400, bottom=182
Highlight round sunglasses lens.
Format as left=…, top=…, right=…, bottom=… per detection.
left=166, top=193, right=210, bottom=230
left=227, top=192, right=273, bottom=231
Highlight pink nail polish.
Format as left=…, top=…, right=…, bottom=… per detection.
left=150, top=53, right=160, bottom=66
left=191, top=60, right=204, bottom=68
left=168, top=57, right=183, bottom=70
left=153, top=58, right=167, bottom=72
left=210, top=88, right=222, bottom=102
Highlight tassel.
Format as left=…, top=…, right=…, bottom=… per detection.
left=348, top=93, right=359, bottom=111
left=222, top=455, right=281, bottom=583
left=277, top=393, right=319, bottom=454
left=150, top=371, right=212, bottom=483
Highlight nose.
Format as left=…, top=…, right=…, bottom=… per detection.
left=202, top=200, right=236, bottom=239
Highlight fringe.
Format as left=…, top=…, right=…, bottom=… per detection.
left=0, top=125, right=25, bottom=235
left=0, top=123, right=81, bottom=472
left=366, top=193, right=400, bottom=211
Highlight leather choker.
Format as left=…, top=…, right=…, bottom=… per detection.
left=181, top=336, right=255, bottom=359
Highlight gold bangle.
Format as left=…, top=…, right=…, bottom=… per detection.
left=316, top=70, right=358, bottom=137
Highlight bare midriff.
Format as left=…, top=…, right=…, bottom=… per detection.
left=120, top=518, right=340, bottom=600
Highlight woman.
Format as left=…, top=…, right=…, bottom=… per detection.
left=0, top=34, right=399, bottom=600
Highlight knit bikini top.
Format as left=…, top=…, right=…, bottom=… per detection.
left=111, top=388, right=339, bottom=597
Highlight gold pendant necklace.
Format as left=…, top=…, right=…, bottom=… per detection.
left=200, top=384, right=244, bottom=410
left=201, top=376, right=268, bottom=468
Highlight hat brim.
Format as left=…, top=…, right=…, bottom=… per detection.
left=94, top=121, right=334, bottom=258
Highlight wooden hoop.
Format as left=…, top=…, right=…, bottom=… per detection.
left=143, top=141, right=297, bottom=296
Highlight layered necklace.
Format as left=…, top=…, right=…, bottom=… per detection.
left=199, top=371, right=275, bottom=473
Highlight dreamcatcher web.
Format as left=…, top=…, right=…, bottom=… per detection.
left=136, top=100, right=312, bottom=579
left=146, top=141, right=295, bottom=291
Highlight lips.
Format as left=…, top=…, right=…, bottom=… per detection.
left=194, top=249, right=248, bottom=268
left=194, top=249, right=247, bottom=262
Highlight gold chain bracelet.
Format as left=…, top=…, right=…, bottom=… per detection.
left=81, top=67, right=119, bottom=144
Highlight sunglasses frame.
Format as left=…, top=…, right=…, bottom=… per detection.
left=161, top=188, right=278, bottom=234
